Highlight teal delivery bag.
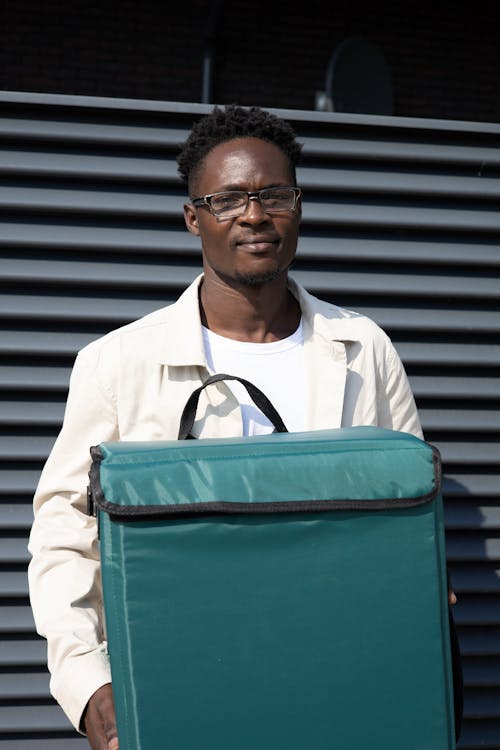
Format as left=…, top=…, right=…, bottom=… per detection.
left=88, top=385, right=456, bottom=750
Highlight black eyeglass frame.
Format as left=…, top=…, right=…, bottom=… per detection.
left=191, top=186, right=302, bottom=218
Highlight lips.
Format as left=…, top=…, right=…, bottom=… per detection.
left=235, top=236, right=280, bottom=251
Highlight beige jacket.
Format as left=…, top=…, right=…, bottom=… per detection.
left=28, top=275, right=422, bottom=731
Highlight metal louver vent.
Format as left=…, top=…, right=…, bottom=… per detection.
left=0, top=91, right=499, bottom=748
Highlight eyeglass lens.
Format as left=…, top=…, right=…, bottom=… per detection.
left=210, top=188, right=297, bottom=216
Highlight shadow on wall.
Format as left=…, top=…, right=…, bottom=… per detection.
left=443, top=475, right=495, bottom=749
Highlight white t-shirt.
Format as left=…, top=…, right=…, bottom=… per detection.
left=202, top=321, right=306, bottom=435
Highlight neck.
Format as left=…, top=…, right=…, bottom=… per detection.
left=199, top=270, right=301, bottom=343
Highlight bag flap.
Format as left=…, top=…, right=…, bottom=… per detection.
left=89, top=426, right=441, bottom=518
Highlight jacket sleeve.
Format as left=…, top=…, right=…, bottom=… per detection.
left=377, top=336, right=424, bottom=440
left=28, top=342, right=118, bottom=732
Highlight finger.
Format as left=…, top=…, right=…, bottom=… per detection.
left=84, top=684, right=118, bottom=750
left=85, top=714, right=109, bottom=750
left=85, top=709, right=109, bottom=750
left=101, top=696, right=118, bottom=746
left=449, top=590, right=457, bottom=605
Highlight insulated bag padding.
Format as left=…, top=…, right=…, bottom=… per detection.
left=89, top=426, right=455, bottom=750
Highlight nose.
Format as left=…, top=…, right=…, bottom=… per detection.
left=238, top=195, right=271, bottom=225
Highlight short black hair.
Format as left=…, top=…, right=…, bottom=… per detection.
left=177, top=104, right=302, bottom=193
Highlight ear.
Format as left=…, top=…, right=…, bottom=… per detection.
left=183, top=202, right=200, bottom=236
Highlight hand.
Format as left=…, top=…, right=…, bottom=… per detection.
left=449, top=588, right=457, bottom=605
left=83, top=682, right=119, bottom=750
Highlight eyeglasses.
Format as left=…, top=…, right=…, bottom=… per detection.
left=191, top=186, right=301, bottom=219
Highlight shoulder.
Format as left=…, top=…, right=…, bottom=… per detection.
left=289, top=276, right=392, bottom=348
left=76, top=275, right=202, bottom=365
left=78, top=304, right=173, bottom=358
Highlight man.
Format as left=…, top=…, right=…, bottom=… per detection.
left=28, top=105, right=423, bottom=749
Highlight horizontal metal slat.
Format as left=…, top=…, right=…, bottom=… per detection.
left=3, top=191, right=500, bottom=234
left=0, top=221, right=195, bottom=253
left=299, top=166, right=500, bottom=200
left=0, top=148, right=178, bottom=182
left=0, top=739, right=87, bottom=749
left=0, top=537, right=29, bottom=563
left=442, top=474, right=500, bottom=497
left=0, top=572, right=29, bottom=598
left=0, top=184, right=183, bottom=217
left=447, top=536, right=500, bottom=562
left=3, top=114, right=500, bottom=167
left=0, top=605, right=35, bottom=632
left=0, top=330, right=96, bottom=356
left=450, top=566, right=500, bottom=593
left=452, top=572, right=500, bottom=597
left=366, top=308, right=500, bottom=334
left=304, top=201, right=500, bottom=233
left=2, top=90, right=500, bottom=131
left=0, top=505, right=34, bottom=530
left=1, top=292, right=181, bottom=323
left=409, top=376, right=500, bottom=399
left=0, top=704, right=72, bottom=732
left=2, top=221, right=499, bottom=268
left=0, top=436, right=57, bottom=460
left=0, top=671, right=49, bottom=699
left=0, top=402, right=64, bottom=427
left=454, top=598, right=500, bottom=626
left=2, top=163, right=500, bottom=204
left=459, top=721, right=500, bottom=750
left=397, top=344, right=500, bottom=367
left=457, top=628, right=500, bottom=656
left=2, top=189, right=500, bottom=237
left=464, top=689, right=500, bottom=719
left=0, top=366, right=70, bottom=391
left=1, top=404, right=498, bottom=435
left=303, top=135, right=500, bottom=168
left=6, top=368, right=497, bottom=401
left=420, top=410, right=500, bottom=432
left=4, top=259, right=500, bottom=302
left=445, top=504, right=500, bottom=530
left=464, top=657, right=500, bottom=687
left=0, top=470, right=43, bottom=495
left=0, top=638, right=46, bottom=666
left=5, top=294, right=500, bottom=334
left=296, top=237, right=500, bottom=268
left=434, top=442, right=500, bottom=466
left=1, top=259, right=198, bottom=289
left=303, top=268, right=500, bottom=300
left=0, top=116, right=188, bottom=147
left=4, top=435, right=495, bottom=467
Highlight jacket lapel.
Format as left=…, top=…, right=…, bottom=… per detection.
left=303, top=330, right=349, bottom=430
left=290, top=278, right=358, bottom=431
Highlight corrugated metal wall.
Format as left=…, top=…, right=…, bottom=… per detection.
left=0, top=91, right=499, bottom=749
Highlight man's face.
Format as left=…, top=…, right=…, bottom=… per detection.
left=184, top=137, right=301, bottom=287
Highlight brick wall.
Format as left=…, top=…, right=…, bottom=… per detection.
left=0, top=0, right=499, bottom=123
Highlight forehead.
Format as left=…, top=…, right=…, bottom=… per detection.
left=193, top=137, right=294, bottom=195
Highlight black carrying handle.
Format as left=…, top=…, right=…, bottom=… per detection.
left=177, top=373, right=288, bottom=440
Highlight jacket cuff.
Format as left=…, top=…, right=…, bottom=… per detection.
left=50, top=646, right=112, bottom=733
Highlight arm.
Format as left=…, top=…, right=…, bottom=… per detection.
left=28, top=343, right=118, bottom=734
left=376, top=338, right=423, bottom=440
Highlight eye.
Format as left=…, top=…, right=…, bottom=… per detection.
left=261, top=188, right=295, bottom=209
left=211, top=192, right=245, bottom=211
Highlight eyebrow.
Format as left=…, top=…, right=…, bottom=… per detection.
left=210, top=181, right=291, bottom=192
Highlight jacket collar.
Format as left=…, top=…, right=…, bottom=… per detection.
left=156, top=275, right=207, bottom=366
left=156, top=274, right=360, bottom=366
